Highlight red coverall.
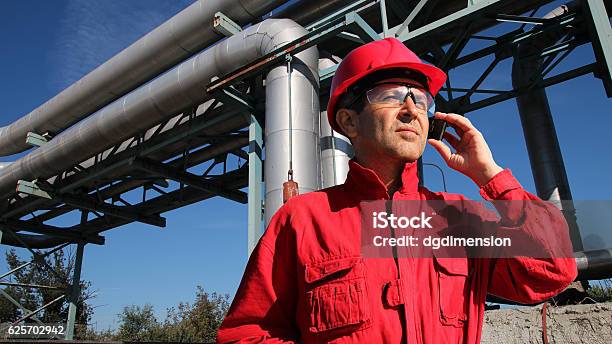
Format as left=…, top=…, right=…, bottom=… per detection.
left=217, top=159, right=577, bottom=343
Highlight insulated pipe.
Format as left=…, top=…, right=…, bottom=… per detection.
left=512, top=2, right=584, bottom=252
left=263, top=24, right=320, bottom=226
left=318, top=56, right=352, bottom=189
left=270, top=0, right=355, bottom=25
left=0, top=19, right=319, bottom=223
left=0, top=0, right=288, bottom=157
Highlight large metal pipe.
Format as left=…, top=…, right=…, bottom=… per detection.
left=576, top=248, right=612, bottom=280
left=512, top=2, right=584, bottom=252
left=0, top=0, right=288, bottom=157
left=263, top=23, right=320, bottom=225
left=270, top=0, right=355, bottom=26
left=0, top=19, right=318, bottom=246
left=318, top=56, right=352, bottom=189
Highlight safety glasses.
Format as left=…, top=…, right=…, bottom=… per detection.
left=365, top=83, right=436, bottom=116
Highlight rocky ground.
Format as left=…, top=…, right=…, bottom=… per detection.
left=481, top=302, right=612, bottom=344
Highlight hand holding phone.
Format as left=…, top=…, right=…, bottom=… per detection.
left=427, top=112, right=504, bottom=186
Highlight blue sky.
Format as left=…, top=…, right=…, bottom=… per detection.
left=0, top=0, right=610, bottom=331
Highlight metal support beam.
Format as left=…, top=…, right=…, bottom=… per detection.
left=1, top=104, right=243, bottom=222
left=129, top=157, right=248, bottom=204
left=2, top=219, right=104, bottom=245
left=393, top=0, right=504, bottom=41
left=582, top=0, right=612, bottom=96
left=450, top=14, right=577, bottom=68
left=351, top=12, right=380, bottom=42
left=247, top=114, right=263, bottom=256
left=65, top=231, right=85, bottom=340
left=0, top=281, right=65, bottom=290
left=212, top=86, right=256, bottom=112
left=12, top=294, right=65, bottom=325
left=0, top=243, right=69, bottom=280
left=0, top=289, right=44, bottom=325
left=77, top=167, right=248, bottom=236
left=20, top=125, right=249, bottom=226
left=379, top=0, right=389, bottom=38
left=394, top=0, right=429, bottom=37
left=21, top=179, right=166, bottom=228
left=494, top=14, right=549, bottom=25
left=213, top=11, right=242, bottom=37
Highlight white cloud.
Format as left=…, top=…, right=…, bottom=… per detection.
left=50, top=0, right=194, bottom=90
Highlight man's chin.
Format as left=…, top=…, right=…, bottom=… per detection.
left=388, top=151, right=422, bottom=163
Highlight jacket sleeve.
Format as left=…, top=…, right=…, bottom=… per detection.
left=478, top=169, right=578, bottom=304
left=217, top=205, right=300, bottom=343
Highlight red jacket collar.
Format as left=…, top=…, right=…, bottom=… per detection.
left=344, top=158, right=420, bottom=199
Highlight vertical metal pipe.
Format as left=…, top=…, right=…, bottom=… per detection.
left=264, top=24, right=320, bottom=225
left=318, top=56, right=352, bottom=189
left=319, top=115, right=353, bottom=188
left=512, top=2, right=584, bottom=252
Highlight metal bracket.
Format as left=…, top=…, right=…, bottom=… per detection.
left=211, top=85, right=256, bottom=113
left=16, top=179, right=52, bottom=199
left=213, top=11, right=242, bottom=37
left=25, top=132, right=53, bottom=147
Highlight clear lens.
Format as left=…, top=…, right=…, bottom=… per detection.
left=366, top=83, right=434, bottom=115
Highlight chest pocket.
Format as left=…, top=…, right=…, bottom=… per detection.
left=434, top=257, right=470, bottom=327
left=304, top=257, right=372, bottom=334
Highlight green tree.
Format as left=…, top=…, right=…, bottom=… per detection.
left=0, top=248, right=94, bottom=339
left=161, top=286, right=230, bottom=342
left=116, top=304, right=163, bottom=341
left=113, top=286, right=230, bottom=342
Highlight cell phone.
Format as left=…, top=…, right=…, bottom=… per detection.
left=428, top=117, right=447, bottom=141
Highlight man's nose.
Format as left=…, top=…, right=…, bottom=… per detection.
left=399, top=94, right=420, bottom=119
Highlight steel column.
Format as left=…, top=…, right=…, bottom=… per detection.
left=512, top=6, right=585, bottom=252
left=65, top=241, right=85, bottom=340
left=248, top=115, right=263, bottom=256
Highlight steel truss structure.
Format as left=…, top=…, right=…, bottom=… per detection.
left=1, top=0, right=610, bottom=338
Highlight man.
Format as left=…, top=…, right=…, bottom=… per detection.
left=217, top=38, right=577, bottom=343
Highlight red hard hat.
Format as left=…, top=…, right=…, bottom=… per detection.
left=327, top=38, right=447, bottom=136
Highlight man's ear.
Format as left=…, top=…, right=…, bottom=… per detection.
left=335, top=108, right=359, bottom=139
